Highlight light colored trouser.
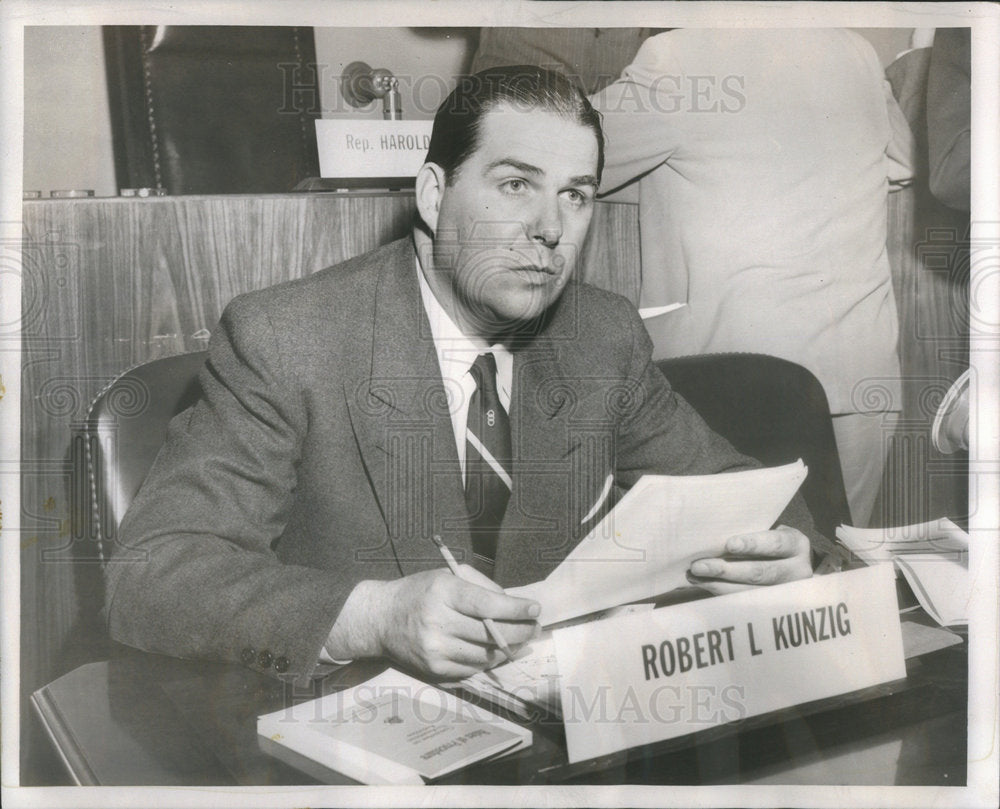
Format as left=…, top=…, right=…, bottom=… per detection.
left=832, top=411, right=901, bottom=528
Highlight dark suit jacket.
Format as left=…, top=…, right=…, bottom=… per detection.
left=106, top=237, right=816, bottom=685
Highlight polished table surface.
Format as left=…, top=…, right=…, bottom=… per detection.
left=31, top=608, right=967, bottom=787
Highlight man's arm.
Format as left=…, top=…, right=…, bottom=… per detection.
left=885, top=76, right=917, bottom=188
left=589, top=33, right=685, bottom=195
left=926, top=28, right=971, bottom=210
left=104, top=297, right=349, bottom=685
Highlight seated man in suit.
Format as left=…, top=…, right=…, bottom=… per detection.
left=106, top=67, right=817, bottom=687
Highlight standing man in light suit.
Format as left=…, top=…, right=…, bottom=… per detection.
left=590, top=29, right=913, bottom=528
left=106, top=67, right=817, bottom=687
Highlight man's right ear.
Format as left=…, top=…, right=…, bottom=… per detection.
left=415, top=162, right=446, bottom=234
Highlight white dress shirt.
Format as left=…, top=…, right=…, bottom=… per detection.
left=415, top=258, right=513, bottom=481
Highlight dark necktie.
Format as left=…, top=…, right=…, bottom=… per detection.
left=465, top=352, right=512, bottom=573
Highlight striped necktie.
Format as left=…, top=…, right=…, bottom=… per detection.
left=465, top=352, right=512, bottom=574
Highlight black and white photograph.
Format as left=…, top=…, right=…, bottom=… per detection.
left=2, top=1, right=997, bottom=807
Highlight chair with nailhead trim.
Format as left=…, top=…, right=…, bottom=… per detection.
left=86, top=352, right=209, bottom=565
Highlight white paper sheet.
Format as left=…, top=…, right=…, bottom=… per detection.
left=509, top=460, right=808, bottom=627
left=894, top=554, right=970, bottom=626
left=638, top=302, right=686, bottom=320
left=835, top=518, right=969, bottom=566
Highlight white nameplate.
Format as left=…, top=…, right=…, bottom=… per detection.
left=315, top=119, right=433, bottom=179
left=551, top=564, right=905, bottom=764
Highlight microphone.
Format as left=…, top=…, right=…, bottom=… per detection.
left=341, top=61, right=402, bottom=120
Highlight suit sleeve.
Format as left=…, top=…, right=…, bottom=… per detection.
left=104, top=296, right=348, bottom=686
left=590, top=35, right=687, bottom=194
left=926, top=28, right=971, bottom=210
left=884, top=76, right=917, bottom=187
left=612, top=299, right=827, bottom=558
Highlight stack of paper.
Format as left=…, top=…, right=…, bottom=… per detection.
left=508, top=460, right=808, bottom=627
left=457, top=633, right=561, bottom=720
left=455, top=603, right=655, bottom=720
left=835, top=518, right=969, bottom=565
left=836, top=519, right=970, bottom=627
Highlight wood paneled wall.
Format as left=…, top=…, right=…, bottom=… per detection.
left=18, top=192, right=640, bottom=778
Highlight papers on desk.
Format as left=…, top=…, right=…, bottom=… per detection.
left=453, top=603, right=654, bottom=720
left=836, top=519, right=970, bottom=627
left=893, top=555, right=969, bottom=627
left=455, top=633, right=561, bottom=720
left=257, top=668, right=530, bottom=784
left=508, top=460, right=808, bottom=628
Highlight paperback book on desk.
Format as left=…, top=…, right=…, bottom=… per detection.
left=257, top=668, right=531, bottom=785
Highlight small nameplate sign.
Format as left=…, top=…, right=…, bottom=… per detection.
left=315, top=119, right=433, bottom=180
left=551, top=564, right=905, bottom=764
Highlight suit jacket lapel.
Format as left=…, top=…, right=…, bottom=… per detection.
left=344, top=254, right=614, bottom=586
left=343, top=238, right=472, bottom=576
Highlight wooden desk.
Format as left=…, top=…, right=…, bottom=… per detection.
left=32, top=617, right=966, bottom=787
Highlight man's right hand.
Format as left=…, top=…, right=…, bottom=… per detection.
left=326, top=567, right=540, bottom=680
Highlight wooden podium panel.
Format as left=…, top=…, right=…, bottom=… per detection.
left=18, top=191, right=639, bottom=780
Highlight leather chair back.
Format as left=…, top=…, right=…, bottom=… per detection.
left=657, top=353, right=852, bottom=538
left=87, top=352, right=209, bottom=559
left=103, top=26, right=320, bottom=194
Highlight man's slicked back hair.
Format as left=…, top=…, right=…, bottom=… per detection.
left=425, top=65, right=605, bottom=184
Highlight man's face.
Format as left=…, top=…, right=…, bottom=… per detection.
left=424, top=104, right=599, bottom=338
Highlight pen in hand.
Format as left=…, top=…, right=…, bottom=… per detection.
left=431, top=534, right=531, bottom=674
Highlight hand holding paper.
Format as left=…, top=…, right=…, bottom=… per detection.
left=687, top=524, right=813, bottom=594
left=508, top=460, right=810, bottom=627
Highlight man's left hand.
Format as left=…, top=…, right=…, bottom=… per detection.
left=687, top=525, right=813, bottom=595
